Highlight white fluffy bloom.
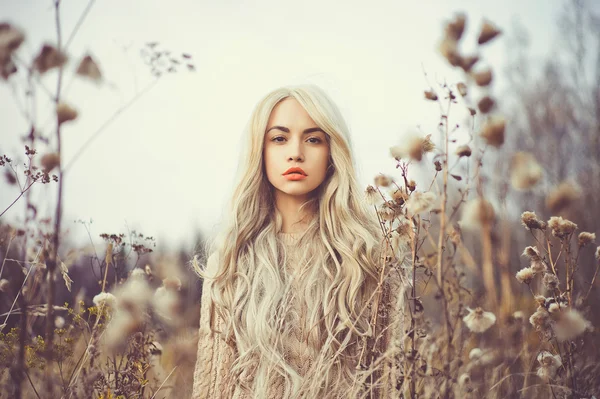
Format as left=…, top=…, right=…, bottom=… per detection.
left=515, top=267, right=535, bottom=284
left=93, top=292, right=117, bottom=309
left=469, top=348, right=483, bottom=361
left=405, top=191, right=436, bottom=215
left=552, top=309, right=592, bottom=342
left=536, top=351, right=562, bottom=381
left=463, top=307, right=496, bottom=333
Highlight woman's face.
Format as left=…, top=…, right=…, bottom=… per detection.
left=263, top=98, right=331, bottom=200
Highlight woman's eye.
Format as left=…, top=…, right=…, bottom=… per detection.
left=271, top=137, right=321, bottom=143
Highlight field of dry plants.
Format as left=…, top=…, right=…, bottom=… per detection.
left=1, top=1, right=599, bottom=398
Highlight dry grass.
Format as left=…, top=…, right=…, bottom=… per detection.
left=0, top=4, right=599, bottom=399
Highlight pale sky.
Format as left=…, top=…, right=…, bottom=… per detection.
left=0, top=0, right=563, bottom=251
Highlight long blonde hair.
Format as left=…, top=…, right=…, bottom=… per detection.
left=193, top=84, right=389, bottom=397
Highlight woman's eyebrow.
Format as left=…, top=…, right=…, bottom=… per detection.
left=266, top=126, right=325, bottom=135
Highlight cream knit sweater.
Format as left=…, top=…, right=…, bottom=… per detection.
left=191, top=232, right=404, bottom=399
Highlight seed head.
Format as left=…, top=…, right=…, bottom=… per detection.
left=456, top=82, right=467, bottom=97
left=545, top=181, right=581, bottom=213
left=0, top=279, right=10, bottom=292
left=438, top=38, right=461, bottom=67
left=548, top=216, right=577, bottom=239
left=460, top=55, right=479, bottom=72
left=33, top=44, right=67, bottom=74
left=365, top=185, right=384, bottom=206
left=515, top=267, right=535, bottom=284
left=472, top=69, right=493, bottom=86
left=377, top=201, right=396, bottom=221
left=390, top=133, right=435, bottom=162
left=552, top=309, right=591, bottom=342
left=477, top=96, right=495, bottom=113
left=480, top=115, right=505, bottom=147
left=389, top=188, right=408, bottom=205
left=455, top=144, right=471, bottom=157
left=76, top=54, right=102, bottom=82
left=542, top=273, right=560, bottom=291
left=463, top=307, right=496, bottom=333
left=459, top=197, right=495, bottom=231
left=521, top=211, right=546, bottom=230
left=529, top=307, right=552, bottom=333
left=93, top=292, right=117, bottom=309
left=445, top=13, right=467, bottom=41
left=469, top=347, right=483, bottom=360
left=577, top=232, right=595, bottom=247
left=405, top=191, right=436, bottom=215
left=424, top=90, right=438, bottom=101
left=511, top=152, right=543, bottom=190
left=374, top=174, right=393, bottom=187
left=56, top=103, right=78, bottom=125
left=40, top=153, right=60, bottom=172
left=478, top=20, right=502, bottom=45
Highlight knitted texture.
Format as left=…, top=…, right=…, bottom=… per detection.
left=191, top=232, right=405, bottom=398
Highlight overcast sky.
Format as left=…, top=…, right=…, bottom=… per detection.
left=0, top=0, right=564, bottom=251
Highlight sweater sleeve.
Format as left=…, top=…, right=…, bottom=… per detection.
left=191, top=254, right=236, bottom=399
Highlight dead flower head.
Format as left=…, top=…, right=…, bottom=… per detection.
left=445, top=13, right=466, bottom=41
left=56, top=103, right=78, bottom=125
left=33, top=44, right=67, bottom=74
left=456, top=82, right=467, bottom=97
left=472, top=69, right=493, bottom=86
left=374, top=174, right=393, bottom=188
left=460, top=55, right=479, bottom=72
left=390, top=133, right=435, bottom=162
left=577, top=232, right=595, bottom=247
left=552, top=309, right=592, bottom=342
left=463, top=307, right=496, bottom=333
left=478, top=20, right=502, bottom=45
left=545, top=181, right=581, bottom=213
left=542, top=273, right=560, bottom=291
left=40, top=152, right=60, bottom=172
left=0, top=23, right=25, bottom=79
left=405, top=191, right=436, bottom=215
left=377, top=201, right=396, bottom=222
left=548, top=216, right=577, bottom=239
left=529, top=306, right=552, bottom=334
left=511, top=152, right=543, bottom=190
left=521, top=211, right=546, bottom=230
left=365, top=185, right=384, bottom=206
left=0, top=279, right=10, bottom=292
left=76, top=54, right=102, bottom=82
left=515, top=267, right=535, bottom=284
left=536, top=351, right=562, bottom=382
left=480, top=115, right=505, bottom=147
left=438, top=37, right=461, bottom=67
left=477, top=96, right=495, bottom=113
left=459, top=197, right=495, bottom=231
left=455, top=144, right=471, bottom=157
left=93, top=292, right=117, bottom=309
left=424, top=90, right=438, bottom=101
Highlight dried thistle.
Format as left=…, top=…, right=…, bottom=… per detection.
left=480, top=115, right=505, bottom=147
left=472, top=69, right=493, bottom=86
left=521, top=211, right=546, bottom=230
left=522, top=246, right=542, bottom=261
left=463, top=307, right=496, bottom=333
left=405, top=191, right=436, bottom=215
left=0, top=278, right=9, bottom=292
left=460, top=55, right=479, bottom=72
left=477, top=20, right=502, bottom=45
left=76, top=54, right=102, bottom=82
left=389, top=187, right=408, bottom=205
left=56, top=103, right=78, bottom=125
left=455, top=144, right=471, bottom=157
left=577, top=232, right=595, bottom=247
left=33, top=43, right=67, bottom=74
left=545, top=181, right=581, bottom=213
left=438, top=37, right=461, bottom=67
left=377, top=201, right=396, bottom=221
left=548, top=216, right=577, bottom=239
left=424, top=90, right=438, bottom=101
left=390, top=133, right=435, bottom=162
left=456, top=82, right=467, bottom=97
left=365, top=185, right=384, bottom=206
left=552, top=309, right=592, bottom=342
left=542, top=273, right=560, bottom=291
left=511, top=152, right=543, bottom=190
left=477, top=96, right=495, bottom=113
left=536, top=351, right=562, bottom=381
left=459, top=197, right=495, bottom=231
left=515, top=267, right=535, bottom=284
left=374, top=174, right=393, bottom=187
left=445, top=13, right=466, bottom=41
left=40, top=152, right=60, bottom=172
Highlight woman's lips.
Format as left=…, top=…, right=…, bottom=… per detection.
left=283, top=173, right=307, bottom=181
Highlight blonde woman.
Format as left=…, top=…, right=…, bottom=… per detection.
left=191, top=84, right=408, bottom=398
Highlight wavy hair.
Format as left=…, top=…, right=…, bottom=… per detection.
left=192, top=84, right=392, bottom=397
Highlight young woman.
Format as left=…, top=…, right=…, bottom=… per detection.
left=191, top=84, right=408, bottom=398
